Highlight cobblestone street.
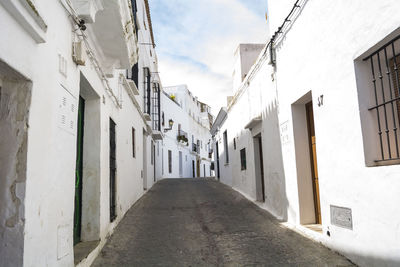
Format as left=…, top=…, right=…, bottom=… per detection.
left=93, top=179, right=353, bottom=266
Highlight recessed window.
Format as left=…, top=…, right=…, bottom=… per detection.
left=233, top=138, right=236, bottom=150
left=143, top=67, right=151, bottom=114
left=152, top=83, right=161, bottom=131
left=240, top=148, right=246, bottom=170
left=356, top=33, right=400, bottom=166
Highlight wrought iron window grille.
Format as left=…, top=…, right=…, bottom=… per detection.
left=151, top=83, right=161, bottom=131
left=143, top=67, right=151, bottom=114
left=363, top=35, right=400, bottom=162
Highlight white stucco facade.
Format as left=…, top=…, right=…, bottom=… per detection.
left=0, top=0, right=162, bottom=266
left=161, top=85, right=213, bottom=179
left=212, top=1, right=400, bottom=266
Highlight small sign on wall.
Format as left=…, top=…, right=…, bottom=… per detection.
left=330, top=205, right=353, bottom=230
left=280, top=121, right=290, bottom=145
left=57, top=84, right=77, bottom=135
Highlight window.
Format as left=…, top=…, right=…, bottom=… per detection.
left=357, top=34, right=400, bottom=165
left=127, top=63, right=139, bottom=88
left=233, top=138, right=236, bottom=150
left=240, top=148, right=246, bottom=170
left=152, top=83, right=161, bottom=131
left=143, top=67, right=151, bottom=114
left=132, top=128, right=135, bottom=158
left=168, top=150, right=172, bottom=173
left=131, top=0, right=138, bottom=32
left=223, top=130, right=229, bottom=164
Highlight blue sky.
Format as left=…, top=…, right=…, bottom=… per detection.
left=149, top=0, right=269, bottom=115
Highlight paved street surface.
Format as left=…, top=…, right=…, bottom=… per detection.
left=93, top=179, right=353, bottom=266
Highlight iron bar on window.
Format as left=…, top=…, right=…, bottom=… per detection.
left=364, top=36, right=400, bottom=162
left=152, top=83, right=160, bottom=131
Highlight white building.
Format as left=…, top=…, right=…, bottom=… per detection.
left=161, top=85, right=213, bottom=178
left=0, top=0, right=163, bottom=266
left=212, top=0, right=400, bottom=266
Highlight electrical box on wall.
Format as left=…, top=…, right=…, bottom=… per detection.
left=330, top=205, right=353, bottom=230
left=72, top=41, right=86, bottom=66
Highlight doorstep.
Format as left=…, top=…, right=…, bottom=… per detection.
left=303, top=224, right=323, bottom=233
left=74, top=240, right=100, bottom=266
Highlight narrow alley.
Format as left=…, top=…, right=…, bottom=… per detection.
left=93, top=179, right=353, bottom=266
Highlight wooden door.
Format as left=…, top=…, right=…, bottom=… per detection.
left=74, top=97, right=85, bottom=245
left=196, top=159, right=200, bottom=177
left=306, top=102, right=321, bottom=224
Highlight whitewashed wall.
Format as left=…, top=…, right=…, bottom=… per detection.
left=0, top=0, right=159, bottom=266
left=162, top=85, right=213, bottom=179
left=215, top=0, right=400, bottom=266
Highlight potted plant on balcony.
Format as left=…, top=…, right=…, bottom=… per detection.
left=177, top=135, right=189, bottom=146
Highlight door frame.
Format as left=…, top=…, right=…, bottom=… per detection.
left=253, top=133, right=265, bottom=202
left=109, top=118, right=117, bottom=222
left=74, top=96, right=85, bottom=244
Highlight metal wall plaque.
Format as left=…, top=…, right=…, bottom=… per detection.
left=330, top=205, right=353, bottom=230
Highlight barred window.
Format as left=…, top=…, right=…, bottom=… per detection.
left=143, top=67, right=151, bottom=114
left=152, top=83, right=161, bottom=131
left=357, top=34, right=400, bottom=166
left=127, top=63, right=139, bottom=88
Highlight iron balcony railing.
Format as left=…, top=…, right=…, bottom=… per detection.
left=177, top=130, right=188, bottom=144
left=363, top=34, right=400, bottom=162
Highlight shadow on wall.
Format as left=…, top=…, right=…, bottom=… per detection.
left=260, top=99, right=290, bottom=222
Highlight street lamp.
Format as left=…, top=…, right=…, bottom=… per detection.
left=164, top=119, right=174, bottom=132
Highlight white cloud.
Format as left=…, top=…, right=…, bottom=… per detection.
left=150, top=0, right=269, bottom=115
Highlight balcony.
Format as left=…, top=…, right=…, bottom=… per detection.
left=177, top=130, right=188, bottom=146
left=73, top=0, right=138, bottom=74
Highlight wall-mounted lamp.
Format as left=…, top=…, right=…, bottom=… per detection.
left=164, top=119, right=174, bottom=132
left=78, top=19, right=86, bottom=31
